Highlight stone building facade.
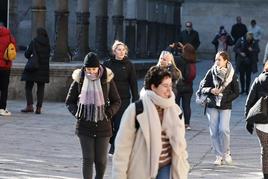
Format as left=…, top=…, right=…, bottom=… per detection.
left=9, top=0, right=182, bottom=60
left=181, top=0, right=268, bottom=59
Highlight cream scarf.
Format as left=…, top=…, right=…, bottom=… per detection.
left=141, top=90, right=187, bottom=178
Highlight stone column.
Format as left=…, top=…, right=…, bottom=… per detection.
left=147, top=21, right=158, bottom=58
left=95, top=0, right=108, bottom=57
left=51, top=0, right=70, bottom=62
left=9, top=0, right=18, bottom=39
left=173, top=1, right=183, bottom=42
left=125, top=19, right=137, bottom=58
left=136, top=20, right=147, bottom=58
left=112, top=0, right=124, bottom=41
left=73, top=0, right=89, bottom=61
left=31, top=0, right=46, bottom=38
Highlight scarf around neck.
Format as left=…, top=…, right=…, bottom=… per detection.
left=141, top=90, right=186, bottom=178
left=75, top=66, right=106, bottom=122
left=211, top=61, right=234, bottom=90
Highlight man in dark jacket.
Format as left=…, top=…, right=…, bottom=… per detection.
left=0, top=23, right=16, bottom=116
left=178, top=21, right=200, bottom=50
left=231, top=16, right=248, bottom=44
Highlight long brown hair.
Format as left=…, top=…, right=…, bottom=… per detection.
left=182, top=43, right=196, bottom=63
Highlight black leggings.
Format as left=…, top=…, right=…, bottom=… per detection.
left=239, top=64, right=251, bottom=93
left=78, top=135, right=110, bottom=179
left=176, top=92, right=193, bottom=125
left=0, top=69, right=10, bottom=109
left=25, top=81, right=45, bottom=107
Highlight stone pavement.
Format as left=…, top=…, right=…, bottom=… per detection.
left=0, top=59, right=264, bottom=179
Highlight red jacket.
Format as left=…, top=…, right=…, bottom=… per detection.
left=0, top=26, right=16, bottom=69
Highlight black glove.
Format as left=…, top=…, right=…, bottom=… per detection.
left=246, top=123, right=254, bottom=135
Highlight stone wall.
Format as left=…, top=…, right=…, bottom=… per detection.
left=8, top=60, right=155, bottom=102
left=181, top=0, right=268, bottom=60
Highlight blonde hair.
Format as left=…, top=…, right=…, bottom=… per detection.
left=264, top=61, right=268, bottom=72
left=157, top=51, right=182, bottom=79
left=112, top=40, right=128, bottom=56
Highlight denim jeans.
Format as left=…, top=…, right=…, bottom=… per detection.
left=156, top=164, right=171, bottom=179
left=206, top=108, right=231, bottom=157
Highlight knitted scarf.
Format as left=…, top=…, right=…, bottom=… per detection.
left=211, top=61, right=234, bottom=90
left=141, top=90, right=188, bottom=178
left=75, top=66, right=105, bottom=122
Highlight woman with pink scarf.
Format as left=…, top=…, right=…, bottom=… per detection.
left=66, top=52, right=121, bottom=179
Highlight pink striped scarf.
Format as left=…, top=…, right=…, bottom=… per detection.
left=76, top=67, right=106, bottom=122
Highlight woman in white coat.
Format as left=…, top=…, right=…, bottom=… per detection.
left=112, top=66, right=189, bottom=179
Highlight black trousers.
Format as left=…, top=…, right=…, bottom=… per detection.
left=109, top=98, right=130, bottom=150
left=239, top=64, right=252, bottom=93
left=25, top=81, right=45, bottom=107
left=0, top=69, right=10, bottom=109
left=176, top=92, right=193, bottom=125
left=78, top=135, right=110, bottom=179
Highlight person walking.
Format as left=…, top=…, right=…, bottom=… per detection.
left=212, top=26, right=233, bottom=53
left=103, top=40, right=139, bottom=155
left=20, top=27, right=50, bottom=114
left=231, top=16, right=248, bottom=71
left=66, top=52, right=121, bottom=179
left=175, top=43, right=197, bottom=130
left=231, top=16, right=248, bottom=45
left=249, top=19, right=262, bottom=44
left=0, top=22, right=16, bottom=116
left=245, top=61, right=268, bottom=179
left=112, top=66, right=189, bottom=179
left=156, top=50, right=182, bottom=96
left=233, top=32, right=260, bottom=94
left=198, top=51, right=239, bottom=165
left=178, top=21, right=200, bottom=50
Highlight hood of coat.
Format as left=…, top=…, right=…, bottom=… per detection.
left=0, top=26, right=10, bottom=37
left=72, top=66, right=114, bottom=83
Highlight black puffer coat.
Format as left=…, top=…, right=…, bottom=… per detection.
left=21, top=35, right=50, bottom=83
left=245, top=72, right=268, bottom=117
left=65, top=66, right=121, bottom=137
left=103, top=58, right=139, bottom=102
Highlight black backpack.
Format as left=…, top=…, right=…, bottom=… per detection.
left=134, top=99, right=143, bottom=130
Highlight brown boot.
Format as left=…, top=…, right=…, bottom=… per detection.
left=35, top=107, right=41, bottom=114
left=21, top=105, right=34, bottom=113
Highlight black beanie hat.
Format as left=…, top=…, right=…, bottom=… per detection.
left=83, top=52, right=100, bottom=68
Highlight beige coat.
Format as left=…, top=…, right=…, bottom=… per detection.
left=112, top=103, right=189, bottom=179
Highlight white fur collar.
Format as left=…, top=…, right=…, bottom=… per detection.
left=72, top=67, right=114, bottom=83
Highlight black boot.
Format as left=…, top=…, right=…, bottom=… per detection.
left=21, top=105, right=34, bottom=113
left=264, top=174, right=268, bottom=179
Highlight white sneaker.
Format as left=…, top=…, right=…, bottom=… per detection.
left=0, top=109, right=11, bottom=116
left=214, top=156, right=223, bottom=165
left=224, top=153, right=232, bottom=165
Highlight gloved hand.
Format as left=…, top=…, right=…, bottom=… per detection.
left=246, top=123, right=254, bottom=134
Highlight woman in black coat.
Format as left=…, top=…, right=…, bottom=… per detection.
left=234, top=32, right=260, bottom=94
left=245, top=62, right=268, bottom=179
left=175, top=44, right=196, bottom=130
left=103, top=40, right=139, bottom=155
left=66, top=52, right=121, bottom=179
left=21, top=27, right=50, bottom=114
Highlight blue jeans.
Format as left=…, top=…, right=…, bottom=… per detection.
left=156, top=164, right=171, bottom=179
left=206, top=108, right=231, bottom=157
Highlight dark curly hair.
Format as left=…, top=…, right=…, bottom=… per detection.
left=144, top=66, right=172, bottom=90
